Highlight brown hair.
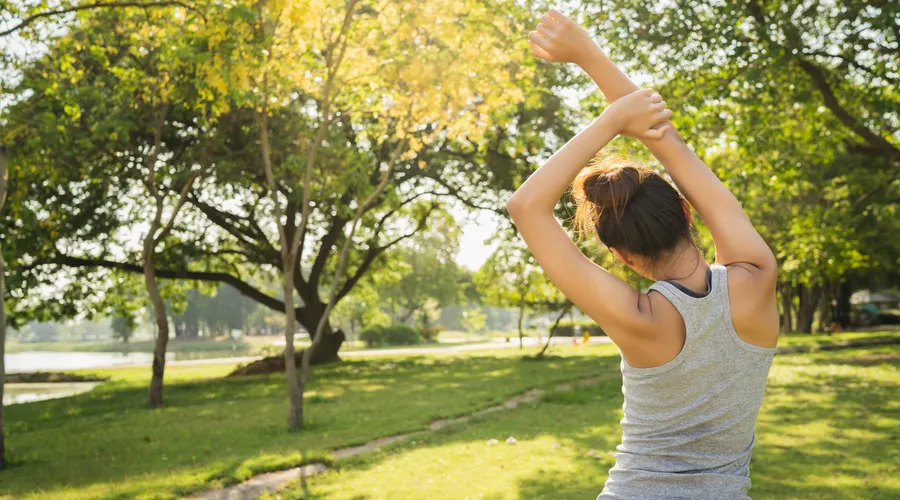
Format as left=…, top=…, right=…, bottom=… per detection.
left=572, top=155, right=692, bottom=262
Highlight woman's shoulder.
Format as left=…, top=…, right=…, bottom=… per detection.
left=723, top=263, right=780, bottom=348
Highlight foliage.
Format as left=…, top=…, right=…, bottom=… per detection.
left=359, top=323, right=423, bottom=347
left=381, top=324, right=422, bottom=346
left=372, top=208, right=465, bottom=323
left=110, top=315, right=135, bottom=343
left=580, top=0, right=900, bottom=307
left=359, top=325, right=386, bottom=348
left=460, top=307, right=487, bottom=333
left=419, top=325, right=443, bottom=343
left=1, top=0, right=555, bottom=359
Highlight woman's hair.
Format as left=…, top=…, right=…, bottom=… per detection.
left=572, top=155, right=692, bottom=263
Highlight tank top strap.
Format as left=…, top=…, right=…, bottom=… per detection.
left=709, top=264, right=730, bottom=297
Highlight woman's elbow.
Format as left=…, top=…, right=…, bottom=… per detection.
left=505, top=194, right=528, bottom=220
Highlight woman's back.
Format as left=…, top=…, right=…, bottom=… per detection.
left=599, top=265, right=776, bottom=500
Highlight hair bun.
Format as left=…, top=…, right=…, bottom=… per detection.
left=573, top=157, right=644, bottom=221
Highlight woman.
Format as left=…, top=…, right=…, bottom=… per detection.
left=506, top=10, right=780, bottom=499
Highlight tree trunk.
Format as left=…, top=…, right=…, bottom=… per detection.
left=837, top=280, right=852, bottom=328
left=0, top=143, right=7, bottom=468
left=779, top=281, right=793, bottom=333
left=227, top=324, right=344, bottom=377
left=0, top=240, right=6, bottom=470
left=537, top=303, right=572, bottom=358
left=517, top=304, right=525, bottom=349
left=282, top=260, right=304, bottom=430
left=797, top=284, right=822, bottom=334
left=144, top=236, right=170, bottom=408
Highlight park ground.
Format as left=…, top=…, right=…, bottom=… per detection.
left=1, top=331, right=897, bottom=499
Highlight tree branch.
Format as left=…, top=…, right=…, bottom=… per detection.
left=49, top=254, right=289, bottom=314
left=0, top=1, right=206, bottom=38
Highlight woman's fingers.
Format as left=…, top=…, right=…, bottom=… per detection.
left=540, top=15, right=558, bottom=25
left=650, top=102, right=667, bottom=113
left=647, top=92, right=663, bottom=103
left=655, top=109, right=674, bottom=121
left=548, top=9, right=573, bottom=24
left=528, top=31, right=552, bottom=51
left=643, top=125, right=670, bottom=140
left=529, top=40, right=553, bottom=61
left=536, top=23, right=556, bottom=37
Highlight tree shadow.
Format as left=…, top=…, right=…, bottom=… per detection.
left=0, top=350, right=622, bottom=497
left=284, top=350, right=899, bottom=499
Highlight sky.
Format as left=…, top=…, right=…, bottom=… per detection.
left=453, top=208, right=504, bottom=271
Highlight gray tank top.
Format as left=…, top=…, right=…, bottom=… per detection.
left=599, top=264, right=776, bottom=500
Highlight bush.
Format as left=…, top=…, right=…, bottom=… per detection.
left=360, top=326, right=385, bottom=347
left=552, top=320, right=605, bottom=337
left=382, top=324, right=422, bottom=346
left=419, top=325, right=443, bottom=343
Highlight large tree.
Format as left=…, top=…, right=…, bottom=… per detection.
left=3, top=0, right=562, bottom=426
left=587, top=0, right=900, bottom=331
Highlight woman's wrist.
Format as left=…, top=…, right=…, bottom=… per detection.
left=574, top=42, right=605, bottom=68
left=596, top=105, right=624, bottom=136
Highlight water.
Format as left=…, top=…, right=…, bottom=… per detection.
left=5, top=349, right=250, bottom=373
left=5, top=351, right=161, bottom=373
left=3, top=382, right=102, bottom=405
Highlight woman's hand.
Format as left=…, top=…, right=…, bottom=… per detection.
left=605, top=89, right=672, bottom=140
left=528, top=9, right=600, bottom=65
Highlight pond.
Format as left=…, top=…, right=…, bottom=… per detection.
left=3, top=381, right=103, bottom=405
left=6, top=351, right=160, bottom=373
left=5, top=349, right=248, bottom=373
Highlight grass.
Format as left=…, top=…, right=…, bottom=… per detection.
left=280, top=344, right=899, bottom=499
left=1, top=344, right=622, bottom=499
left=2, top=331, right=897, bottom=499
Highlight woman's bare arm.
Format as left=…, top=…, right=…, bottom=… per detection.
left=530, top=10, right=777, bottom=278
left=506, top=89, right=671, bottom=342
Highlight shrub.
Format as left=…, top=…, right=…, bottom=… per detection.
left=381, top=324, right=422, bottom=346
left=360, top=326, right=385, bottom=347
left=552, top=320, right=605, bottom=337
left=419, top=325, right=443, bottom=343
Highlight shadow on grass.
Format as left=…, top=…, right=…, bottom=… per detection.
left=287, top=348, right=899, bottom=500
left=0, top=349, right=622, bottom=498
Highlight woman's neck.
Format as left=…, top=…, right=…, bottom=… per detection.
left=653, top=244, right=710, bottom=294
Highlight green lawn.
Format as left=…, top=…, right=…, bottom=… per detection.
left=2, top=331, right=897, bottom=499
left=281, top=338, right=900, bottom=499
left=1, top=345, right=622, bottom=499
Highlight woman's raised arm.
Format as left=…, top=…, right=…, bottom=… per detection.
left=506, top=90, right=671, bottom=340
left=529, top=10, right=777, bottom=278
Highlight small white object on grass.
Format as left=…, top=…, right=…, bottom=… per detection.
left=505, top=436, right=517, bottom=445
left=552, top=442, right=561, bottom=449
left=487, top=439, right=500, bottom=446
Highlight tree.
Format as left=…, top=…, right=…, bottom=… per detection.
left=476, top=235, right=568, bottom=348
left=460, top=306, right=487, bottom=333
left=111, top=314, right=135, bottom=343
left=587, top=0, right=900, bottom=331
left=4, top=0, right=543, bottom=427
left=374, top=208, right=464, bottom=323
left=0, top=135, right=7, bottom=468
